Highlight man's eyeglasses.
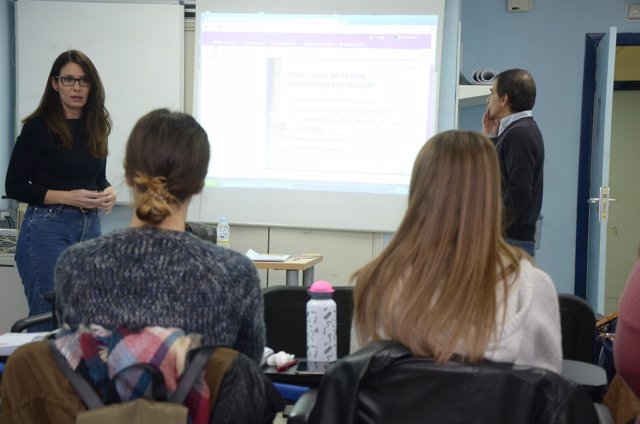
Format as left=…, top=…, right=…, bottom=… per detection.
left=56, top=75, right=91, bottom=87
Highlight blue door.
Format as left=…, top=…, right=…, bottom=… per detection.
left=586, top=27, right=616, bottom=314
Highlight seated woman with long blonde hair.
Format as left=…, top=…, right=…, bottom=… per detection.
left=352, top=130, right=562, bottom=373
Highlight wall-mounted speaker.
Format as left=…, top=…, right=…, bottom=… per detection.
left=507, top=0, right=532, bottom=12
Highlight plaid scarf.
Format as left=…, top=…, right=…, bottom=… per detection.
left=54, top=325, right=211, bottom=424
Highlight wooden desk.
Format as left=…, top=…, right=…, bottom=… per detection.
left=253, top=255, right=323, bottom=286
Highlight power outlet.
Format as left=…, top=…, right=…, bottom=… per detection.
left=0, top=210, right=14, bottom=226
left=0, top=210, right=12, bottom=229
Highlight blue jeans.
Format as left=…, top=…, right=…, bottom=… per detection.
left=15, top=205, right=101, bottom=331
left=506, top=238, right=535, bottom=258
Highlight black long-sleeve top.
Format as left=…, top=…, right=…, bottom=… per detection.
left=5, top=116, right=110, bottom=205
left=493, top=117, right=544, bottom=242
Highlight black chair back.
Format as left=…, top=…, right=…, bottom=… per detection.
left=559, top=293, right=597, bottom=363
left=262, top=285, right=353, bottom=358
left=185, top=221, right=217, bottom=244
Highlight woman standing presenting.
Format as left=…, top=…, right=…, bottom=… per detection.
left=5, top=50, right=115, bottom=325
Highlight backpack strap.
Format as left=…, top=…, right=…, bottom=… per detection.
left=48, top=340, right=105, bottom=409
left=171, top=345, right=216, bottom=404
left=49, top=340, right=218, bottom=409
left=202, top=347, right=239, bottom=409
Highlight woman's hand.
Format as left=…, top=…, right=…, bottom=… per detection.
left=44, top=188, right=116, bottom=213
left=96, top=186, right=116, bottom=215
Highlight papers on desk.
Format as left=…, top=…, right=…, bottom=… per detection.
left=246, top=249, right=290, bottom=262
left=261, top=347, right=274, bottom=366
left=0, top=332, right=51, bottom=356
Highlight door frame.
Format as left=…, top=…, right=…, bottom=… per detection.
left=575, top=32, right=640, bottom=298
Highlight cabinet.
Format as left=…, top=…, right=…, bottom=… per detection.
left=268, top=228, right=375, bottom=286
left=0, top=261, right=28, bottom=332
left=228, top=225, right=384, bottom=287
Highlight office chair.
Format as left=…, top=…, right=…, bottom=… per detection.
left=558, top=293, right=597, bottom=363
left=557, top=293, right=610, bottom=403
left=287, top=340, right=605, bottom=424
left=11, top=312, right=54, bottom=333
left=262, top=285, right=353, bottom=408
left=262, top=285, right=353, bottom=359
left=10, top=291, right=57, bottom=332
left=185, top=221, right=217, bottom=244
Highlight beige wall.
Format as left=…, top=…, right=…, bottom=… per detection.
left=604, top=89, right=640, bottom=314
left=615, top=46, right=640, bottom=81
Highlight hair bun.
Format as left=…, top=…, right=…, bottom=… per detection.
left=133, top=173, right=176, bottom=225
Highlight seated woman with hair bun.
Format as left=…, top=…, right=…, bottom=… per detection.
left=54, top=108, right=265, bottom=364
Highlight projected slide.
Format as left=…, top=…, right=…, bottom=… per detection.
left=197, top=14, right=437, bottom=195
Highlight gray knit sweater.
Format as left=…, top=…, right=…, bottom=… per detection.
left=55, top=227, right=265, bottom=364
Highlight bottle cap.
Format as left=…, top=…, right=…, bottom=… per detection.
left=308, top=280, right=335, bottom=293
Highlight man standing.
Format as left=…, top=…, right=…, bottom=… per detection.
left=483, top=68, right=544, bottom=257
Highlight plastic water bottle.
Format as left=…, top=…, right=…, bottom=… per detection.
left=306, top=280, right=337, bottom=362
left=216, top=217, right=231, bottom=248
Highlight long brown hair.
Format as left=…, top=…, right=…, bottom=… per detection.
left=125, top=109, right=210, bottom=226
left=23, top=50, right=111, bottom=158
left=353, top=130, right=523, bottom=363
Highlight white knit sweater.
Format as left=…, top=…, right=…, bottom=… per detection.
left=352, top=259, right=563, bottom=374
left=484, top=259, right=562, bottom=373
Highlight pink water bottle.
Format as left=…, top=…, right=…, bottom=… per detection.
left=306, top=280, right=337, bottom=362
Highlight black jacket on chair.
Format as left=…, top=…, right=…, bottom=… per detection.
left=304, top=340, right=599, bottom=424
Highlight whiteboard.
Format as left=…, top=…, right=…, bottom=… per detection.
left=16, top=0, right=184, bottom=203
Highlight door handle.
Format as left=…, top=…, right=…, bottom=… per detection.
left=588, top=186, right=616, bottom=222
left=589, top=197, right=617, bottom=203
